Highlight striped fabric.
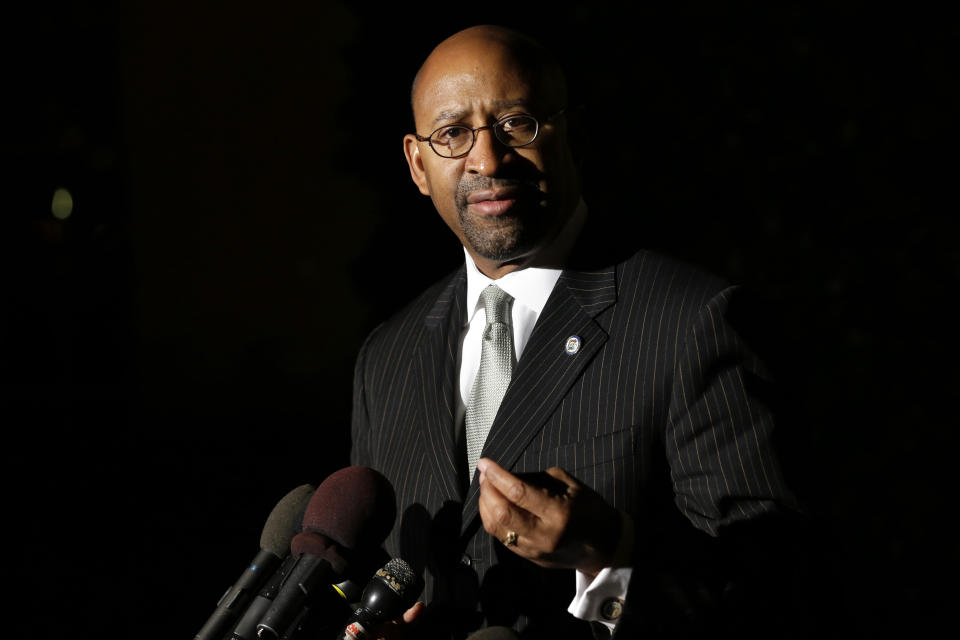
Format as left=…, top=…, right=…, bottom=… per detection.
left=351, top=249, right=796, bottom=639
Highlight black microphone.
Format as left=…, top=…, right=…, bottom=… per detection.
left=339, top=558, right=424, bottom=640
left=193, top=483, right=315, bottom=640
left=231, top=553, right=297, bottom=640
left=257, top=532, right=345, bottom=639
left=287, top=554, right=392, bottom=639
left=255, top=466, right=397, bottom=640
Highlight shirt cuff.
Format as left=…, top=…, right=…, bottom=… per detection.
left=566, top=512, right=634, bottom=632
left=568, top=566, right=632, bottom=631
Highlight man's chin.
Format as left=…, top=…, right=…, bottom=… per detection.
left=458, top=203, right=553, bottom=263
left=465, top=232, right=537, bottom=263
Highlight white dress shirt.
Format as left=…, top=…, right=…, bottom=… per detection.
left=456, top=249, right=563, bottom=418
left=456, top=246, right=633, bottom=632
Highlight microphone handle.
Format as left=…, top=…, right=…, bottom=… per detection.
left=231, top=553, right=297, bottom=640
left=256, top=553, right=335, bottom=640
left=277, top=605, right=311, bottom=640
left=233, top=560, right=360, bottom=640
left=276, top=581, right=357, bottom=640
left=194, top=548, right=281, bottom=640
left=339, top=604, right=398, bottom=640
left=340, top=611, right=374, bottom=640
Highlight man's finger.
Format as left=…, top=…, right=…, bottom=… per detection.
left=544, top=465, right=580, bottom=488
left=402, top=602, right=425, bottom=623
left=476, top=458, right=553, bottom=517
left=478, top=486, right=543, bottom=559
left=478, top=472, right=537, bottom=536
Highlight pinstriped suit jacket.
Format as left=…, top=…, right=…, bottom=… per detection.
left=350, top=248, right=796, bottom=639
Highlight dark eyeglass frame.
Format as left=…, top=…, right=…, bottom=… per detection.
left=414, top=109, right=566, bottom=159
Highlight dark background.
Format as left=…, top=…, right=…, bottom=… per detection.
left=3, top=1, right=956, bottom=637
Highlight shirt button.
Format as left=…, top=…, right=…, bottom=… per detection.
left=600, top=598, right=624, bottom=621
left=459, top=553, right=472, bottom=566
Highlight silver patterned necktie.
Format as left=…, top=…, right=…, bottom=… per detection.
left=465, top=284, right=515, bottom=484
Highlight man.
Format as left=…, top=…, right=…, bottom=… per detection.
left=351, top=25, right=803, bottom=639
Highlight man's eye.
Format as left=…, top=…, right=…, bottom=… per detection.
left=501, top=117, right=535, bottom=133
left=436, top=126, right=469, bottom=142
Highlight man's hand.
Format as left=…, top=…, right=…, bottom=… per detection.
left=476, top=458, right=624, bottom=578
left=370, top=601, right=425, bottom=639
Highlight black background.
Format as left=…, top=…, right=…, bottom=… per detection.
left=3, top=2, right=956, bottom=637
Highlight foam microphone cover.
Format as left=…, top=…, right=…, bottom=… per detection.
left=260, top=483, right=316, bottom=557
left=300, top=466, right=396, bottom=551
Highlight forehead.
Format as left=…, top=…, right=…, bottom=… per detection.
left=413, top=45, right=546, bottom=128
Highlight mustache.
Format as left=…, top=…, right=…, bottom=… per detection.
left=456, top=176, right=542, bottom=202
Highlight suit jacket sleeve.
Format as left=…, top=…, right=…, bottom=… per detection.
left=666, top=284, right=793, bottom=532
left=618, top=284, right=807, bottom=638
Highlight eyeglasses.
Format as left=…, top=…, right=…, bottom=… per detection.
left=414, top=109, right=565, bottom=159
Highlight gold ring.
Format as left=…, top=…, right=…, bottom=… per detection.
left=504, top=530, right=518, bottom=546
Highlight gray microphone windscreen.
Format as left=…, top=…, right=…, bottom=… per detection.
left=260, top=483, right=316, bottom=556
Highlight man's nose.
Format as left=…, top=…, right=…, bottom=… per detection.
left=464, top=128, right=510, bottom=176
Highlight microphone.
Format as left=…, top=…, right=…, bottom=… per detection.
left=231, top=545, right=388, bottom=639
left=255, top=466, right=397, bottom=640
left=339, top=558, right=424, bottom=640
left=256, top=532, right=346, bottom=639
left=231, top=553, right=298, bottom=640
left=194, top=483, right=315, bottom=640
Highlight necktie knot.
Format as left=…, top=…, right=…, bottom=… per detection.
left=480, top=285, right=512, bottom=325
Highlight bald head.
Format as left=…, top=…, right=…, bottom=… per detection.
left=410, top=25, right=567, bottom=128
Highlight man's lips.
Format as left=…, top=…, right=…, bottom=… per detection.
left=466, top=188, right=523, bottom=215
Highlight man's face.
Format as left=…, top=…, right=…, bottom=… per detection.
left=403, top=38, right=580, bottom=270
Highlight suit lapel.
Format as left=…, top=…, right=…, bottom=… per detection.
left=460, top=265, right=618, bottom=533
left=418, top=267, right=467, bottom=506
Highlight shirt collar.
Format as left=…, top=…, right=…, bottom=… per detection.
left=462, top=199, right=588, bottom=325
left=463, top=248, right=563, bottom=326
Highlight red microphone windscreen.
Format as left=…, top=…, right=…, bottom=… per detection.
left=301, top=466, right=396, bottom=551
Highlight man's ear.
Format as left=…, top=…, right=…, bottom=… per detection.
left=403, top=134, right=431, bottom=196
